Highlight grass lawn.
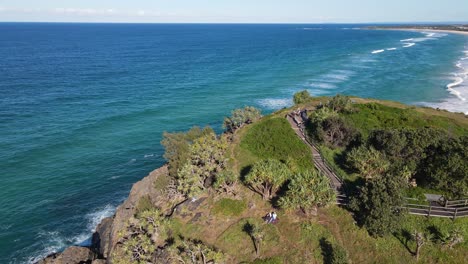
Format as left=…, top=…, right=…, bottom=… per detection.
left=342, top=103, right=468, bottom=138
left=237, top=116, right=314, bottom=173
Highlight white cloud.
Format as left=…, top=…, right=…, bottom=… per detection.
left=53, top=8, right=119, bottom=16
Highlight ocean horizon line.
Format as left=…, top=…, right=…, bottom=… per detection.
left=0, top=21, right=467, bottom=25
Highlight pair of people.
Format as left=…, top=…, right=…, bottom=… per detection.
left=265, top=211, right=277, bottom=224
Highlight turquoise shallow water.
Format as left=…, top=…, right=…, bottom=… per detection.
left=0, top=23, right=467, bottom=263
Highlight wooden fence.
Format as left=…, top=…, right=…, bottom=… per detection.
left=286, top=111, right=468, bottom=219
left=402, top=203, right=468, bottom=220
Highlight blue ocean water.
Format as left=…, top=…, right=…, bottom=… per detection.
left=0, top=23, right=467, bottom=263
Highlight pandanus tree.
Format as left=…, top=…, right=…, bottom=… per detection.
left=223, top=106, right=262, bottom=133
left=412, top=230, right=432, bottom=261
left=244, top=221, right=264, bottom=257
left=244, top=159, right=291, bottom=200
left=347, top=146, right=390, bottom=180
left=279, top=170, right=336, bottom=215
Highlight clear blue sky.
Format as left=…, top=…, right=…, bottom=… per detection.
left=0, top=0, right=467, bottom=23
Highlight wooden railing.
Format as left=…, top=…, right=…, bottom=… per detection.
left=444, top=198, right=468, bottom=208
left=286, top=110, right=468, bottom=219
left=401, top=203, right=468, bottom=220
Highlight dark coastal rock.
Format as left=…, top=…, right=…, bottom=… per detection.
left=92, top=217, right=113, bottom=259
left=93, top=165, right=170, bottom=261
left=38, top=165, right=170, bottom=264
left=38, top=246, right=94, bottom=264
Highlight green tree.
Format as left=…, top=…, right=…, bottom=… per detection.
left=331, top=243, right=349, bottom=264
left=213, top=170, right=239, bottom=196
left=293, top=90, right=312, bottom=105
left=320, top=116, right=359, bottom=147
left=349, top=175, right=406, bottom=237
left=244, top=221, right=264, bottom=257
left=326, top=94, right=353, bottom=113
left=346, top=146, right=390, bottom=180
left=223, top=106, right=262, bottom=133
left=177, top=133, right=229, bottom=198
left=308, top=108, right=358, bottom=148
left=279, top=170, right=335, bottom=215
left=114, top=208, right=169, bottom=264
left=310, top=107, right=339, bottom=124
left=368, top=128, right=446, bottom=177
left=412, top=230, right=432, bottom=262
left=245, top=159, right=291, bottom=200
left=179, top=239, right=226, bottom=264
left=419, top=136, right=468, bottom=198
left=161, top=126, right=214, bottom=177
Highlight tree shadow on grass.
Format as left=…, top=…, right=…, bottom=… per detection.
left=243, top=222, right=258, bottom=256
left=319, top=237, right=333, bottom=264
left=427, top=225, right=444, bottom=243
left=240, top=165, right=252, bottom=182
left=393, top=229, right=414, bottom=255
left=271, top=180, right=291, bottom=209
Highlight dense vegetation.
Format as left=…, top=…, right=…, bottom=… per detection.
left=306, top=95, right=468, bottom=199
left=293, top=90, right=313, bottom=105
left=116, top=96, right=467, bottom=263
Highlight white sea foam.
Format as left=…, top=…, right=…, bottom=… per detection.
left=428, top=51, right=468, bottom=115
left=258, top=98, right=292, bottom=109
left=27, top=204, right=116, bottom=263
left=403, top=43, right=416, bottom=48
left=86, top=204, right=115, bottom=234
left=400, top=38, right=414, bottom=42
left=387, top=48, right=397, bottom=51
left=309, top=82, right=337, bottom=89
left=371, top=49, right=385, bottom=54
left=144, top=153, right=154, bottom=158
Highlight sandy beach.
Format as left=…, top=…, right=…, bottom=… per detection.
left=378, top=28, right=468, bottom=36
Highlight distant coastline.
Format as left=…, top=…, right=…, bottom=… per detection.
left=369, top=24, right=468, bottom=36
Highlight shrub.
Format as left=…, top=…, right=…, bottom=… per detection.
left=309, top=114, right=359, bottom=148
left=161, top=126, right=214, bottom=177
left=419, top=136, right=468, bottom=198
left=135, top=195, right=154, bottom=216
left=223, top=106, right=262, bottom=133
left=177, top=132, right=229, bottom=198
left=293, top=90, right=312, bottom=105
left=279, top=170, right=335, bottom=215
left=349, top=175, right=406, bottom=237
left=346, top=146, right=390, bottom=180
left=213, top=170, right=239, bottom=196
left=244, top=159, right=291, bottom=200
left=326, top=94, right=353, bottom=113
left=331, top=244, right=349, bottom=264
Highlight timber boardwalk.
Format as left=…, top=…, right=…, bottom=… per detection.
left=286, top=109, right=468, bottom=218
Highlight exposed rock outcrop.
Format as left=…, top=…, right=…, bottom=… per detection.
left=37, top=165, right=170, bottom=264
left=95, top=165, right=169, bottom=260
left=38, top=246, right=95, bottom=264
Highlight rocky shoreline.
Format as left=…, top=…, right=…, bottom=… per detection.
left=38, top=165, right=169, bottom=264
